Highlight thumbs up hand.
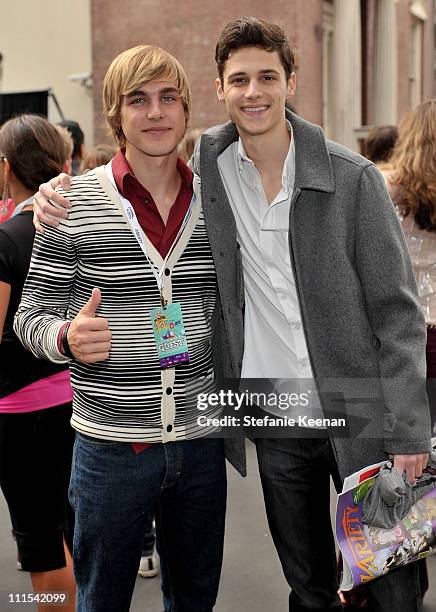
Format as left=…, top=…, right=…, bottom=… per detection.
left=67, top=288, right=112, bottom=363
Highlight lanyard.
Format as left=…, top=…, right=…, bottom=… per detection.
left=105, top=161, right=196, bottom=307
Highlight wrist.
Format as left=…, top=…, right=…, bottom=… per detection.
left=58, top=322, right=73, bottom=358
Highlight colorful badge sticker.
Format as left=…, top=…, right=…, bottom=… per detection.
left=150, top=302, right=189, bottom=368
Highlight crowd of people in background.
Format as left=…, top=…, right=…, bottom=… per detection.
left=0, top=115, right=76, bottom=612
left=0, top=16, right=435, bottom=612
left=364, top=101, right=436, bottom=436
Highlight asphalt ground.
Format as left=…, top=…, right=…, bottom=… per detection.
left=1, top=441, right=435, bottom=611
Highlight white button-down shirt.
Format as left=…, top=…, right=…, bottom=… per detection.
left=217, top=123, right=314, bottom=382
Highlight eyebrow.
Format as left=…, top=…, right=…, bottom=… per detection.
left=227, top=68, right=281, bottom=79
left=125, top=87, right=179, bottom=98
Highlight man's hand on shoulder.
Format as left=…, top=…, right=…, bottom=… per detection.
left=393, top=453, right=429, bottom=484
left=33, top=173, right=73, bottom=233
left=67, top=288, right=112, bottom=363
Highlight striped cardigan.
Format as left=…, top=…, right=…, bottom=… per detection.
left=14, top=166, right=219, bottom=442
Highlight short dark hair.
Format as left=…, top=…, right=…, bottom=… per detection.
left=215, top=17, right=295, bottom=81
left=364, top=125, right=398, bottom=164
left=0, top=114, right=66, bottom=192
left=58, top=119, right=84, bottom=159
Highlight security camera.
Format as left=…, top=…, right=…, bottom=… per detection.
left=68, top=72, right=92, bottom=88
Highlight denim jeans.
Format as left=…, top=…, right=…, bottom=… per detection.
left=69, top=434, right=226, bottom=612
left=256, top=436, right=422, bottom=612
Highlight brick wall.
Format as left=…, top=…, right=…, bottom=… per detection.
left=90, top=0, right=434, bottom=144
left=90, top=0, right=323, bottom=143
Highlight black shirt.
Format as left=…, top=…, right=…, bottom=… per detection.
left=0, top=211, right=67, bottom=398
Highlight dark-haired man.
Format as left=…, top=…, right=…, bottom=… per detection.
left=58, top=120, right=85, bottom=175
left=194, top=17, right=430, bottom=612
left=32, top=17, right=430, bottom=612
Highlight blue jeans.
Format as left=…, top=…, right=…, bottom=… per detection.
left=69, top=434, right=226, bottom=612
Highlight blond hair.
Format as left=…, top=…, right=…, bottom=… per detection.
left=177, top=127, right=204, bottom=162
left=389, top=99, right=436, bottom=229
left=80, top=143, right=117, bottom=173
left=103, top=45, right=191, bottom=147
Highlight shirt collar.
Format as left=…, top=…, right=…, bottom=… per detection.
left=112, top=148, right=193, bottom=197
left=236, top=120, right=295, bottom=194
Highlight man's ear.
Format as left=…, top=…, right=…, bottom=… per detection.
left=286, top=72, right=297, bottom=98
left=215, top=78, right=225, bottom=102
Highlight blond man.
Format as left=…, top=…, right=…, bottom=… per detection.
left=15, top=45, right=244, bottom=612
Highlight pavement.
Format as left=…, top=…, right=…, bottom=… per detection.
left=1, top=441, right=435, bottom=611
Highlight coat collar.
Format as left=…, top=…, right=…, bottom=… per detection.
left=204, top=109, right=334, bottom=193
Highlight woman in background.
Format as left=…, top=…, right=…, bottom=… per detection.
left=386, top=100, right=436, bottom=433
left=178, top=127, right=204, bottom=163
left=364, top=124, right=398, bottom=172
left=0, top=114, right=75, bottom=612
left=79, top=143, right=116, bottom=174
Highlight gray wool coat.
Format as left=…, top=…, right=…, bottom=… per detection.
left=193, top=110, right=431, bottom=481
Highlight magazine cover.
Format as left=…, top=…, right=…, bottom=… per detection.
left=336, top=467, right=436, bottom=590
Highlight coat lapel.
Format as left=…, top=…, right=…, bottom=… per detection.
left=289, top=111, right=335, bottom=194
left=199, top=124, right=239, bottom=252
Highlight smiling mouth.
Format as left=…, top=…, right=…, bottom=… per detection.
left=241, top=106, right=268, bottom=114
left=142, top=128, right=171, bottom=133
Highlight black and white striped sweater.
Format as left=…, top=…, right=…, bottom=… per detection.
left=15, top=166, right=218, bottom=442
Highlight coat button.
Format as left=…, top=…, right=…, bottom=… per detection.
left=211, top=197, right=216, bottom=203
left=220, top=251, right=224, bottom=257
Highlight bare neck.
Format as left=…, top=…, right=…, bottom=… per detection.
left=240, top=121, right=291, bottom=177
left=125, top=147, right=180, bottom=197
left=9, top=182, right=33, bottom=209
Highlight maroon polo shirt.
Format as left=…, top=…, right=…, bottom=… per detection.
left=112, top=149, right=193, bottom=453
left=111, top=149, right=193, bottom=258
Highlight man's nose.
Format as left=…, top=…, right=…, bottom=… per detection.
left=244, top=79, right=262, bottom=98
left=147, top=99, right=164, bottom=120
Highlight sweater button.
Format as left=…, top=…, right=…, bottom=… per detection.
left=166, top=387, right=172, bottom=395
left=165, top=268, right=170, bottom=276
left=166, top=424, right=173, bottom=433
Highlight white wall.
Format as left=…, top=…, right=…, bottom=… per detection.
left=0, top=0, right=93, bottom=147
